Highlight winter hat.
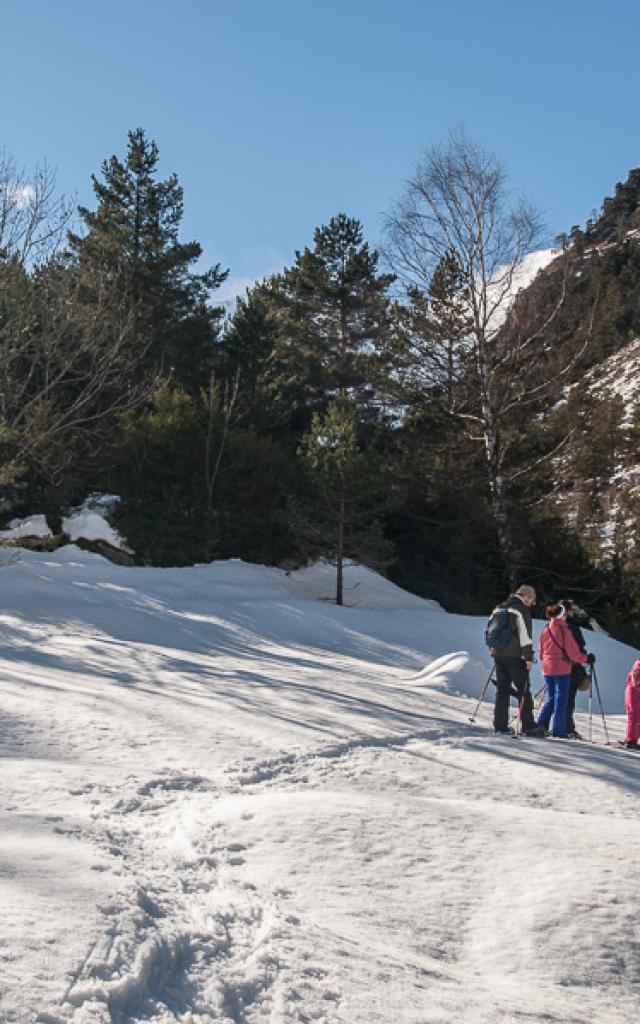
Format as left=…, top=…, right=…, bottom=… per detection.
left=545, top=602, right=566, bottom=620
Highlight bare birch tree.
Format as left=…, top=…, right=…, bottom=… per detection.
left=0, top=257, right=148, bottom=487
left=0, top=152, right=151, bottom=489
left=0, top=150, right=71, bottom=266
left=384, top=130, right=591, bottom=585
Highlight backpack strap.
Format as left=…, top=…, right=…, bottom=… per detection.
left=545, top=621, right=577, bottom=665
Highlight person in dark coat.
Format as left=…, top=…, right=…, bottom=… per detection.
left=560, top=599, right=595, bottom=739
left=489, top=584, right=544, bottom=736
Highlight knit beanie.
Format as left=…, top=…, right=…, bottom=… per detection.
left=545, top=603, right=566, bottom=620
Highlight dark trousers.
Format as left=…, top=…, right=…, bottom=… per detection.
left=566, top=674, right=580, bottom=735
left=494, top=657, right=535, bottom=732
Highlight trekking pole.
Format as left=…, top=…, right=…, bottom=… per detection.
left=588, top=669, right=593, bottom=743
left=469, top=669, right=495, bottom=723
left=591, top=665, right=611, bottom=745
left=510, top=684, right=546, bottom=726
left=515, top=669, right=532, bottom=736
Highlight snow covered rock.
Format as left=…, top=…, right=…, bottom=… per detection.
left=0, top=495, right=134, bottom=563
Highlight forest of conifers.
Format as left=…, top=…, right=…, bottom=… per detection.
left=1, top=129, right=639, bottom=642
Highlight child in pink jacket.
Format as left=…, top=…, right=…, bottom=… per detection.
left=625, top=659, right=640, bottom=750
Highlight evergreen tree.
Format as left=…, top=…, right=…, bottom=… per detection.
left=112, top=379, right=296, bottom=567
left=393, top=250, right=473, bottom=475
left=587, top=167, right=640, bottom=243
left=218, top=284, right=289, bottom=433
left=68, top=128, right=228, bottom=393
left=297, top=398, right=393, bottom=605
left=624, top=404, right=640, bottom=467
left=572, top=393, right=624, bottom=497
left=267, top=213, right=395, bottom=424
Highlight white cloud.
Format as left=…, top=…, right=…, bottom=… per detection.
left=7, top=182, right=36, bottom=209
left=215, top=275, right=259, bottom=310
left=212, top=245, right=287, bottom=313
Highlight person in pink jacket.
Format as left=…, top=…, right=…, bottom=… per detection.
left=625, top=659, right=640, bottom=750
left=536, top=603, right=592, bottom=738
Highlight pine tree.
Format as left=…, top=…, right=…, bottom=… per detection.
left=624, top=405, right=640, bottom=467
left=112, top=381, right=297, bottom=567
left=297, top=398, right=393, bottom=605
left=267, top=213, right=395, bottom=423
left=219, top=284, right=288, bottom=432
left=68, top=128, right=228, bottom=393
left=587, top=167, right=640, bottom=243
left=393, top=250, right=472, bottom=473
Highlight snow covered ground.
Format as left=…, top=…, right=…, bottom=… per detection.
left=1, top=549, right=639, bottom=1023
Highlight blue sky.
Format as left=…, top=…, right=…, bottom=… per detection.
left=2, top=0, right=639, bottom=303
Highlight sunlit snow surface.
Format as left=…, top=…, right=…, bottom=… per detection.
left=1, top=549, right=639, bottom=1023
left=486, top=247, right=560, bottom=336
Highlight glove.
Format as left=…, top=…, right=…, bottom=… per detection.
left=586, top=653, right=596, bottom=665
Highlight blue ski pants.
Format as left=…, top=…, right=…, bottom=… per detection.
left=537, top=674, right=571, bottom=737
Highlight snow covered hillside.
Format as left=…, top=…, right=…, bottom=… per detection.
left=1, top=550, right=639, bottom=1023
left=486, top=246, right=560, bottom=335
left=587, top=335, right=640, bottom=418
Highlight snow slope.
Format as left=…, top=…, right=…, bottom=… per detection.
left=1, top=550, right=639, bottom=1024
left=486, top=247, right=560, bottom=336
left=586, top=335, right=640, bottom=420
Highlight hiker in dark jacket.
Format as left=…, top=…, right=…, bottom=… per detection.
left=560, top=599, right=593, bottom=739
left=489, top=584, right=543, bottom=736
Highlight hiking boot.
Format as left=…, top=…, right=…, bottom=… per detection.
left=567, top=731, right=583, bottom=740
left=495, top=727, right=516, bottom=736
left=523, top=726, right=546, bottom=738
left=625, top=741, right=640, bottom=751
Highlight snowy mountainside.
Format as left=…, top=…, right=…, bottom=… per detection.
left=560, top=335, right=640, bottom=555
left=486, top=246, right=561, bottom=334
left=589, top=335, right=640, bottom=515
left=508, top=227, right=640, bottom=571
left=1, top=551, right=640, bottom=1023
left=586, top=334, right=640, bottom=423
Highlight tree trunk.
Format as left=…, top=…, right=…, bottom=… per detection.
left=336, top=494, right=345, bottom=606
left=482, top=402, right=517, bottom=588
